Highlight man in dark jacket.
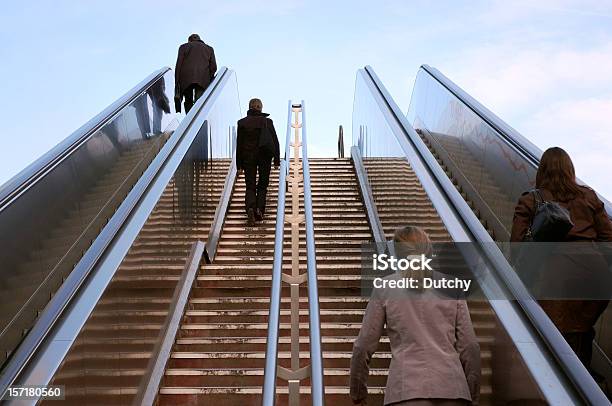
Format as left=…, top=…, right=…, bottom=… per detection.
left=237, top=98, right=280, bottom=225
left=175, top=33, right=217, bottom=113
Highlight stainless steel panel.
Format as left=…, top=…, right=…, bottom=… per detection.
left=0, top=69, right=176, bottom=367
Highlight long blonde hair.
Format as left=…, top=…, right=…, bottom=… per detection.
left=394, top=226, right=433, bottom=291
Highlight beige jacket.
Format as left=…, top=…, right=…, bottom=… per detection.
left=350, top=281, right=481, bottom=405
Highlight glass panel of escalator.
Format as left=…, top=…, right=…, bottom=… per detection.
left=352, top=68, right=548, bottom=405
left=407, top=66, right=612, bottom=400
left=0, top=70, right=176, bottom=369
left=40, top=70, right=241, bottom=405
left=408, top=68, right=538, bottom=240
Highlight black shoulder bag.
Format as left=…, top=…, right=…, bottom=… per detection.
left=524, top=189, right=574, bottom=242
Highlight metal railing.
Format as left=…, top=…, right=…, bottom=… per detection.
left=350, top=146, right=386, bottom=252
left=0, top=67, right=235, bottom=398
left=262, top=100, right=293, bottom=405
left=419, top=64, right=612, bottom=219
left=0, top=68, right=170, bottom=209
left=301, top=101, right=325, bottom=405
left=359, top=65, right=609, bottom=405
left=337, top=125, right=344, bottom=158
left=204, top=155, right=238, bottom=263
left=262, top=100, right=324, bottom=405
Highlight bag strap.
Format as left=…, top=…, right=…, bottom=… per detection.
left=532, top=189, right=544, bottom=209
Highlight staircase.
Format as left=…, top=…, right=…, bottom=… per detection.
left=158, top=167, right=280, bottom=405
left=363, top=157, right=494, bottom=405
left=44, top=159, right=230, bottom=405
left=307, top=158, right=379, bottom=405
left=41, top=156, right=510, bottom=405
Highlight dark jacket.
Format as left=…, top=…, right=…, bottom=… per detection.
left=175, top=40, right=217, bottom=94
left=236, top=109, right=280, bottom=170
left=510, top=185, right=612, bottom=332
left=510, top=185, right=612, bottom=242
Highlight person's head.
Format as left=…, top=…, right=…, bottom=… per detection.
left=249, top=98, right=263, bottom=112
left=188, top=33, right=202, bottom=42
left=394, top=225, right=433, bottom=257
left=393, top=226, right=433, bottom=290
left=536, top=147, right=582, bottom=200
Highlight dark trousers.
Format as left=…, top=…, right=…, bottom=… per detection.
left=243, top=156, right=272, bottom=214
left=183, top=84, right=205, bottom=113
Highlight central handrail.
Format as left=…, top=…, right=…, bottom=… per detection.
left=301, top=100, right=325, bottom=405
left=262, top=101, right=292, bottom=405
left=262, top=100, right=324, bottom=405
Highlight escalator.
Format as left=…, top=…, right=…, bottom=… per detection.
left=1, top=60, right=610, bottom=406
left=0, top=66, right=242, bottom=404
left=45, top=160, right=231, bottom=404
left=408, top=64, right=612, bottom=399
left=350, top=66, right=610, bottom=405
left=0, top=67, right=175, bottom=371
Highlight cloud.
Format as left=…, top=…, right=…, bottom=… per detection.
left=480, top=0, right=612, bottom=23
left=446, top=40, right=612, bottom=118
left=429, top=3, right=612, bottom=199
left=522, top=97, right=612, bottom=198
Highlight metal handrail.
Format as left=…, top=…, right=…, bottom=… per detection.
left=338, top=125, right=345, bottom=158
left=0, top=67, right=233, bottom=396
left=205, top=156, right=238, bottom=263
left=0, top=67, right=171, bottom=209
left=362, top=65, right=609, bottom=405
left=300, top=100, right=325, bottom=405
left=418, top=64, right=612, bottom=218
left=350, top=145, right=386, bottom=251
left=262, top=100, right=293, bottom=405
left=133, top=240, right=205, bottom=406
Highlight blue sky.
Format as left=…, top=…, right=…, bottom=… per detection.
left=1, top=0, right=612, bottom=197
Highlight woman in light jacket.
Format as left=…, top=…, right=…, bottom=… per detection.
left=350, top=226, right=481, bottom=405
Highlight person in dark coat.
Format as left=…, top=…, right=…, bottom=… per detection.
left=236, top=98, right=280, bottom=226
left=510, top=147, right=612, bottom=372
left=175, top=33, right=217, bottom=113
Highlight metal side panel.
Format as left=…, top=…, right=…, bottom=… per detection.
left=355, top=66, right=595, bottom=405
left=1, top=68, right=236, bottom=403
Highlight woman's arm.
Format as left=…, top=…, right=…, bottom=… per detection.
left=456, top=300, right=481, bottom=405
left=591, top=191, right=612, bottom=241
left=510, top=192, right=534, bottom=242
left=350, top=295, right=385, bottom=404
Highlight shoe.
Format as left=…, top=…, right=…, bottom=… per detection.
left=255, top=208, right=264, bottom=222
left=247, top=208, right=256, bottom=226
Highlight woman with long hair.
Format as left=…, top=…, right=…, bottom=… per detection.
left=510, top=146, right=612, bottom=370
left=350, top=226, right=480, bottom=406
